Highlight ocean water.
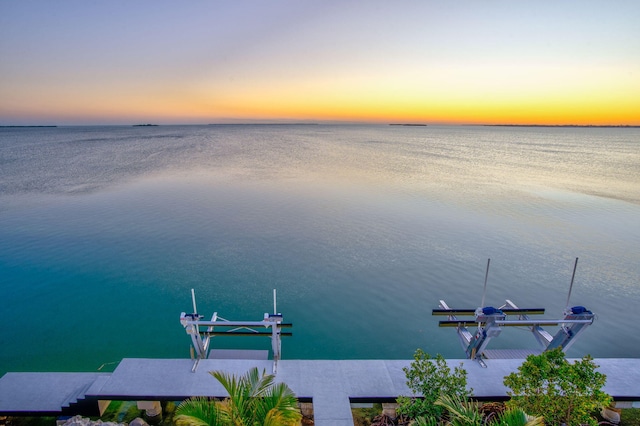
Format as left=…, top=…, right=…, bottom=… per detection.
left=0, top=124, right=639, bottom=374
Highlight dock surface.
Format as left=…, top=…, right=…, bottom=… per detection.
left=2, top=358, right=640, bottom=426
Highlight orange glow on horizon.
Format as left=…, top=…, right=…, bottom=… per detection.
left=3, top=75, right=638, bottom=126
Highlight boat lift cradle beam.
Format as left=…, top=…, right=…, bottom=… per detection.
left=180, top=289, right=290, bottom=374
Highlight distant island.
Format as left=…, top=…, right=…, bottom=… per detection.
left=133, top=124, right=158, bottom=127
left=389, top=123, right=427, bottom=126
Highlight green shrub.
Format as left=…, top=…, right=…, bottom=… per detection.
left=397, top=349, right=472, bottom=420
left=503, top=347, right=611, bottom=426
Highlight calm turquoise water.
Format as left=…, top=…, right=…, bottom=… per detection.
left=1, top=124, right=639, bottom=374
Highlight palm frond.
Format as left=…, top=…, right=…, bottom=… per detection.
left=493, top=408, right=544, bottom=426
left=253, top=382, right=301, bottom=425
left=211, top=369, right=254, bottom=423
left=413, top=415, right=440, bottom=426
left=524, top=413, right=544, bottom=426
left=245, top=367, right=275, bottom=398
left=435, top=394, right=482, bottom=426
left=175, top=396, right=223, bottom=426
left=208, top=367, right=300, bottom=426
left=210, top=370, right=238, bottom=396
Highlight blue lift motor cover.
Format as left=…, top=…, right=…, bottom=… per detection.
left=482, top=306, right=503, bottom=315
left=571, top=306, right=591, bottom=314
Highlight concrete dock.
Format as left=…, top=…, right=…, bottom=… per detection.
left=1, top=358, right=640, bottom=425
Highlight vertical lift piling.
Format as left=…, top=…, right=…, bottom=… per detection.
left=180, top=289, right=292, bottom=373
left=432, top=258, right=595, bottom=367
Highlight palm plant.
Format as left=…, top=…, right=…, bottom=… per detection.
left=435, top=394, right=483, bottom=426
left=412, top=415, right=439, bottom=426
left=492, top=409, right=543, bottom=426
left=434, top=395, right=543, bottom=426
left=175, top=396, right=223, bottom=426
left=175, top=367, right=302, bottom=426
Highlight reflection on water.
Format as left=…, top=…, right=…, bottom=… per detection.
left=0, top=125, right=639, bottom=373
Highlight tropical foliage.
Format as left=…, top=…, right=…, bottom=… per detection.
left=397, top=349, right=472, bottom=420
left=175, top=367, right=301, bottom=426
left=409, top=397, right=543, bottom=426
left=436, top=395, right=544, bottom=426
left=435, top=394, right=483, bottom=426
left=491, top=408, right=543, bottom=426
left=503, top=347, right=611, bottom=426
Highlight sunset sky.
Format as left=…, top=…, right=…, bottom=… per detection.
left=1, top=1, right=639, bottom=126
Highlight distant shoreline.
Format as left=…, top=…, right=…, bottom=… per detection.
left=209, top=123, right=318, bottom=126
left=2, top=123, right=638, bottom=129
left=483, top=124, right=639, bottom=128
left=389, top=123, right=427, bottom=126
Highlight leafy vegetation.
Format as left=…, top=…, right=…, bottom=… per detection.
left=439, top=395, right=543, bottom=426
left=99, top=401, right=144, bottom=423
left=434, top=394, right=483, bottom=426
left=490, top=408, right=543, bottom=426
left=396, top=349, right=471, bottom=421
left=352, top=402, right=384, bottom=426
left=396, top=347, right=611, bottom=426
left=174, top=367, right=301, bottom=426
left=503, top=347, right=611, bottom=426
left=408, top=396, right=543, bottom=426
left=621, top=408, right=640, bottom=426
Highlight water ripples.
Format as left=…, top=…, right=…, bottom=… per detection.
left=0, top=125, right=639, bottom=372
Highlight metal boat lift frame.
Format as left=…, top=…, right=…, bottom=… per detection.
left=180, top=289, right=291, bottom=373
left=432, top=258, right=595, bottom=366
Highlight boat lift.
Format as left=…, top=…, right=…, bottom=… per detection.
left=432, top=258, right=595, bottom=367
left=179, top=289, right=292, bottom=373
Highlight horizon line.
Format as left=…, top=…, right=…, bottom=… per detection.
left=3, top=122, right=640, bottom=128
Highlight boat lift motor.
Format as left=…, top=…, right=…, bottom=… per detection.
left=179, top=289, right=292, bottom=373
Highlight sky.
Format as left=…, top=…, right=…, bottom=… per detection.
left=1, top=1, right=639, bottom=126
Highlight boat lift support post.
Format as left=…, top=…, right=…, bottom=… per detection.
left=180, top=289, right=292, bottom=374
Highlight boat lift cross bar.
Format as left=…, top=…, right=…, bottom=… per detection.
left=432, top=308, right=546, bottom=316
left=199, top=330, right=293, bottom=336
left=438, top=319, right=593, bottom=327
left=180, top=289, right=291, bottom=374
